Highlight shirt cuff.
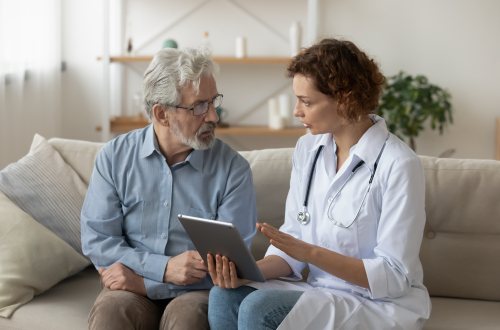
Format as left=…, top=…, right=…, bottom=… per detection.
left=363, top=257, right=387, bottom=299
left=144, top=254, right=169, bottom=282
left=266, top=245, right=305, bottom=280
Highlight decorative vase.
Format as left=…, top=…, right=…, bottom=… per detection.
left=162, top=39, right=178, bottom=49
left=289, top=21, right=302, bottom=56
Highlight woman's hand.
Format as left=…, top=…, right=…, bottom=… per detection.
left=207, top=253, right=250, bottom=289
left=257, top=222, right=315, bottom=263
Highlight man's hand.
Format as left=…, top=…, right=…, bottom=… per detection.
left=99, top=262, right=146, bottom=296
left=207, top=253, right=249, bottom=289
left=164, top=250, right=208, bottom=285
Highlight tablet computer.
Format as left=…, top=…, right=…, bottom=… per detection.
left=178, top=214, right=265, bottom=282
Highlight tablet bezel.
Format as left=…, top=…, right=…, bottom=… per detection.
left=177, top=214, right=265, bottom=282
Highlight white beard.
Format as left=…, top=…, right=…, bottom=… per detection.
left=171, top=121, right=216, bottom=150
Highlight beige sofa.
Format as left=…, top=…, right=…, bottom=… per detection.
left=1, top=137, right=499, bottom=330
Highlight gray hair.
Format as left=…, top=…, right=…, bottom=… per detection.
left=142, top=47, right=215, bottom=118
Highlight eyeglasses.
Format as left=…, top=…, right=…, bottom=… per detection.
left=171, top=93, right=223, bottom=116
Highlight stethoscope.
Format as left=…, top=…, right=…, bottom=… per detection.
left=297, top=137, right=388, bottom=225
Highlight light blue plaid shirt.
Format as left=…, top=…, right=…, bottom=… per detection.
left=81, top=125, right=257, bottom=299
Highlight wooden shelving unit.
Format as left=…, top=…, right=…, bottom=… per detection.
left=97, top=116, right=306, bottom=137
left=97, top=55, right=291, bottom=65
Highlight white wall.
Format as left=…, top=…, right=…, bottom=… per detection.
left=61, top=0, right=103, bottom=142
left=321, top=0, right=500, bottom=158
left=56, top=0, right=500, bottom=158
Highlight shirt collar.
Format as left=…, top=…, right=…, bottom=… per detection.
left=351, top=114, right=389, bottom=170
left=187, top=149, right=204, bottom=172
left=139, top=124, right=205, bottom=172
left=309, top=133, right=332, bottom=155
left=139, top=124, right=157, bottom=158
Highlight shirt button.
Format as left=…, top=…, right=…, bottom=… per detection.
left=160, top=233, right=167, bottom=239
left=163, top=200, right=169, bottom=207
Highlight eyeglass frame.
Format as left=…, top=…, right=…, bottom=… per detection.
left=166, top=93, right=223, bottom=116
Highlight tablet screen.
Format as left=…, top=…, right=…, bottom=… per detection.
left=178, top=214, right=265, bottom=282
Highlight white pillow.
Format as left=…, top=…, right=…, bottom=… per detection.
left=0, top=134, right=87, bottom=254
left=0, top=192, right=89, bottom=318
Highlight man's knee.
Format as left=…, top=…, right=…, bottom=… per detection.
left=161, top=290, right=209, bottom=330
left=89, top=288, right=160, bottom=330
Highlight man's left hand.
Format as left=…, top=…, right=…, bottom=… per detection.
left=99, top=262, right=147, bottom=296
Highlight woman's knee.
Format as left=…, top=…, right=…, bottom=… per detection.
left=209, top=286, right=256, bottom=330
left=209, top=285, right=255, bottom=308
left=238, top=290, right=270, bottom=316
left=238, top=290, right=303, bottom=330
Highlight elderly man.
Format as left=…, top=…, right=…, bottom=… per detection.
left=81, top=47, right=257, bottom=329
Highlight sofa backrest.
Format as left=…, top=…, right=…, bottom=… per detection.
left=419, top=156, right=500, bottom=301
left=240, top=148, right=294, bottom=259
left=50, top=138, right=500, bottom=302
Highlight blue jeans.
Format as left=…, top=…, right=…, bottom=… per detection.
left=208, top=286, right=303, bottom=330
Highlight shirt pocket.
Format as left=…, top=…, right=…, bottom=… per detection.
left=141, top=200, right=162, bottom=237
left=122, top=200, right=144, bottom=237
left=186, top=206, right=216, bottom=220
left=122, top=200, right=161, bottom=238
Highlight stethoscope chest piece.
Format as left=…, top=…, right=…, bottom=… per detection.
left=297, top=211, right=310, bottom=225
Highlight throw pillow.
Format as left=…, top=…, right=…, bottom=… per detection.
left=0, top=134, right=87, bottom=254
left=0, top=192, right=89, bottom=318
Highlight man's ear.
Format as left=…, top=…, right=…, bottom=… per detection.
left=152, top=104, right=169, bottom=126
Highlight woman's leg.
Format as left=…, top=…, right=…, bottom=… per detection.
left=238, top=290, right=303, bottom=330
left=208, top=285, right=256, bottom=330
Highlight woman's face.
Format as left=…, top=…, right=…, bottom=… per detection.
left=292, top=74, right=348, bottom=135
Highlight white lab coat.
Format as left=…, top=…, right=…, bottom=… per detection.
left=261, top=116, right=430, bottom=329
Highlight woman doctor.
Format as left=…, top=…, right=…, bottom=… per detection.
left=207, top=38, right=430, bottom=329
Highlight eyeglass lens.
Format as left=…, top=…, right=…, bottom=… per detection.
left=193, top=94, right=223, bottom=116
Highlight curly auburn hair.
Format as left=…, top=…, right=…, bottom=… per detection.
left=287, top=38, right=385, bottom=122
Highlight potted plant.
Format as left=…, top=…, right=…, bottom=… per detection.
left=377, top=71, right=453, bottom=151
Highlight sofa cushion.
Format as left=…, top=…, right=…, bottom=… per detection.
left=240, top=148, right=294, bottom=259
left=424, top=297, right=500, bottom=330
left=0, top=267, right=99, bottom=329
left=48, top=137, right=104, bottom=186
left=0, top=134, right=88, bottom=253
left=0, top=192, right=89, bottom=318
left=420, top=156, right=500, bottom=301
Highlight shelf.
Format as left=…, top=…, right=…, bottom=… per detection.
left=97, top=55, right=291, bottom=65
left=216, top=126, right=306, bottom=137
left=97, top=116, right=306, bottom=137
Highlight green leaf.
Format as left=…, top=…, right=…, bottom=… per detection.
left=377, top=71, right=453, bottom=150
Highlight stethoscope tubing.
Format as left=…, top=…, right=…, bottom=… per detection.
left=298, top=134, right=388, bottom=226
